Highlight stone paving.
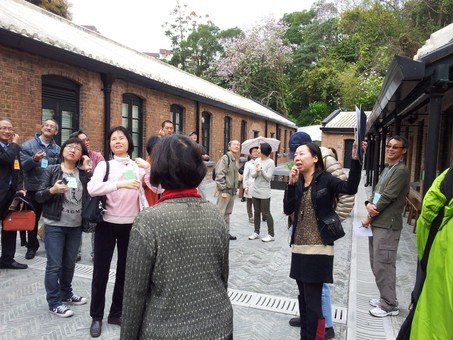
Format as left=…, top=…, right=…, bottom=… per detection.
left=0, top=173, right=417, bottom=339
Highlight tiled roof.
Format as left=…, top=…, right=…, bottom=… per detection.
left=0, top=0, right=296, bottom=128
left=414, top=23, right=453, bottom=61
left=323, top=110, right=371, bottom=129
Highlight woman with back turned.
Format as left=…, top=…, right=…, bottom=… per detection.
left=121, top=134, right=233, bottom=339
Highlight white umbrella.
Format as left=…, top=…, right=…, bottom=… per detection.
left=241, top=136, right=281, bottom=155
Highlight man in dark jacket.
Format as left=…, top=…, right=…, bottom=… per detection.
left=0, top=118, right=27, bottom=269
left=365, top=135, right=410, bottom=317
left=20, top=119, right=60, bottom=259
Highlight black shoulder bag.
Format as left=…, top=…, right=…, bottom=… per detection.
left=82, top=161, right=110, bottom=229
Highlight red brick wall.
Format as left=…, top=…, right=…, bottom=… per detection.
left=0, top=44, right=294, bottom=163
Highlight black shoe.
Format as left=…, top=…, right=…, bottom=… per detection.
left=25, top=249, right=37, bottom=260
left=0, top=260, right=28, bottom=269
left=289, top=317, right=301, bottom=327
left=76, top=255, right=81, bottom=262
left=325, top=327, right=335, bottom=339
left=20, top=240, right=27, bottom=247
left=241, top=197, right=246, bottom=202
left=229, top=234, right=237, bottom=240
left=90, top=320, right=102, bottom=338
left=107, top=315, right=121, bottom=325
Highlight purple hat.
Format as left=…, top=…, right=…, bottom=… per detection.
left=289, top=132, right=312, bottom=159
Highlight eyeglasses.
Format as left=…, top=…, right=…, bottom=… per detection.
left=65, top=145, right=82, bottom=152
left=0, top=127, right=14, bottom=132
left=43, top=123, right=57, bottom=130
left=386, top=144, right=405, bottom=150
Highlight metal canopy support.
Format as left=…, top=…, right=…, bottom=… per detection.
left=423, top=91, right=443, bottom=194
left=372, top=132, right=381, bottom=190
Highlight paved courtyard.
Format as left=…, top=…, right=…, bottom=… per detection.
left=0, top=173, right=417, bottom=339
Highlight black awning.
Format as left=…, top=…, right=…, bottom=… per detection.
left=367, top=55, right=425, bottom=132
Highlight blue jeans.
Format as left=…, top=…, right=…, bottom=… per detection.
left=322, top=283, right=333, bottom=328
left=43, top=225, right=82, bottom=309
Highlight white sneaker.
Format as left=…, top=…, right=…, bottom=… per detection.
left=248, top=232, right=260, bottom=240
left=50, top=305, right=74, bottom=318
left=261, top=235, right=275, bottom=242
left=369, top=298, right=380, bottom=307
left=369, top=306, right=399, bottom=317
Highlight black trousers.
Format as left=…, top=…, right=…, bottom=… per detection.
left=24, top=191, right=42, bottom=250
left=0, top=188, right=17, bottom=264
left=90, top=221, right=132, bottom=320
left=297, top=281, right=324, bottom=340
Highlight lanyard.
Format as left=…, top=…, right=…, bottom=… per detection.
left=376, top=162, right=400, bottom=193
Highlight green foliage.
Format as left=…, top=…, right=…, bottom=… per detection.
left=163, top=0, right=453, bottom=126
left=292, top=101, right=332, bottom=127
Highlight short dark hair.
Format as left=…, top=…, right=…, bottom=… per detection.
left=69, top=129, right=87, bottom=139
left=161, top=120, right=174, bottom=128
left=260, top=142, right=272, bottom=156
left=60, top=137, right=88, bottom=161
left=302, top=142, right=325, bottom=173
left=249, top=146, right=259, bottom=154
left=145, top=135, right=161, bottom=156
left=388, top=135, right=408, bottom=148
left=150, top=134, right=206, bottom=190
left=107, top=126, right=134, bottom=155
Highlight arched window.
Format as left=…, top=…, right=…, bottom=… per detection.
left=122, top=93, right=143, bottom=158
left=201, top=111, right=211, bottom=154
left=224, top=116, right=232, bottom=154
left=170, top=104, right=184, bottom=133
left=240, top=120, right=247, bottom=143
left=41, top=75, right=80, bottom=145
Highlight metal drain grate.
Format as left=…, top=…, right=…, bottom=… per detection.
left=20, top=253, right=347, bottom=324
left=228, top=288, right=347, bottom=324
left=21, top=254, right=117, bottom=283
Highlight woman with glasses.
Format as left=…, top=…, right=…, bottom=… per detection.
left=87, top=126, right=150, bottom=338
left=35, top=137, right=92, bottom=318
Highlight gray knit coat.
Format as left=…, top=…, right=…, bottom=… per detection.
left=121, top=197, right=233, bottom=340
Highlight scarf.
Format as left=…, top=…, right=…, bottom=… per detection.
left=157, top=188, right=201, bottom=204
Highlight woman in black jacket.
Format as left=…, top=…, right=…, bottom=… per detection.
left=35, top=137, right=91, bottom=318
left=283, top=142, right=363, bottom=340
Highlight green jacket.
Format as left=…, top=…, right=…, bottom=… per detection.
left=411, top=168, right=453, bottom=340
left=367, top=161, right=409, bottom=230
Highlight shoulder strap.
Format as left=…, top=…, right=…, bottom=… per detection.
left=103, top=161, right=110, bottom=182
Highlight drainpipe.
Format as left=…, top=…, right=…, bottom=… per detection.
left=365, top=133, right=373, bottom=186
left=101, top=73, right=113, bottom=159
left=265, top=120, right=268, bottom=137
left=423, top=91, right=443, bottom=195
left=274, top=123, right=280, bottom=166
left=195, top=101, right=200, bottom=137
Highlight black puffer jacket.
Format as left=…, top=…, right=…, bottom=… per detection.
left=283, top=159, right=362, bottom=245
left=35, top=164, right=91, bottom=222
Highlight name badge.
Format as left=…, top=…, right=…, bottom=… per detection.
left=373, top=192, right=381, bottom=205
left=40, top=158, right=48, bottom=168
left=123, top=168, right=136, bottom=180
left=13, top=159, right=20, bottom=170
left=67, top=177, right=77, bottom=189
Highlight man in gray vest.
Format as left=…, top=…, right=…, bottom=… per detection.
left=364, top=135, right=410, bottom=317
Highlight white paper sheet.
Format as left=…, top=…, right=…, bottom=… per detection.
left=353, top=220, right=373, bottom=237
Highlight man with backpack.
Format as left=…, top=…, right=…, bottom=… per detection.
left=215, top=140, right=241, bottom=240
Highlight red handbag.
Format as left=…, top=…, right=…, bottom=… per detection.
left=2, top=203, right=36, bottom=231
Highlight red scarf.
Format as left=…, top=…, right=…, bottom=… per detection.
left=157, top=188, right=201, bottom=204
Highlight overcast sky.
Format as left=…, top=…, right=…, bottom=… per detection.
left=70, top=0, right=315, bottom=53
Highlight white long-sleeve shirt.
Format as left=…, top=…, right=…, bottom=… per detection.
left=250, top=157, right=275, bottom=199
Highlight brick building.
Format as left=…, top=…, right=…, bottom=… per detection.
left=0, top=0, right=296, bottom=163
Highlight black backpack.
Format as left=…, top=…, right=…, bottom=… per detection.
left=212, top=155, right=230, bottom=181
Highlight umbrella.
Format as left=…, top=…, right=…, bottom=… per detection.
left=241, top=136, right=281, bottom=155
